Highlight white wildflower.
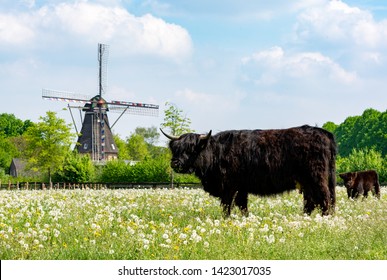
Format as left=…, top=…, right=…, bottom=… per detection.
left=260, top=224, right=269, bottom=232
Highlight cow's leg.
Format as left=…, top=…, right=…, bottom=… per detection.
left=235, top=191, right=248, bottom=216
left=221, top=202, right=231, bottom=217
left=303, top=198, right=315, bottom=215
left=356, top=184, right=364, bottom=199
left=304, top=178, right=330, bottom=215
left=314, top=186, right=330, bottom=215
left=346, top=187, right=352, bottom=199
left=302, top=188, right=316, bottom=215
left=220, top=192, right=235, bottom=217
left=374, top=182, right=381, bottom=199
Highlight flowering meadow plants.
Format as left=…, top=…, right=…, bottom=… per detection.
left=0, top=187, right=386, bottom=260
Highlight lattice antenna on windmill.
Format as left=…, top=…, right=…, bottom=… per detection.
left=42, top=43, right=159, bottom=162
left=98, top=43, right=109, bottom=97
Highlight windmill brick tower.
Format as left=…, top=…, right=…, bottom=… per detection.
left=42, top=43, right=159, bottom=161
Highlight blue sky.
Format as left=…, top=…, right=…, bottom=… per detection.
left=1, top=0, right=387, bottom=140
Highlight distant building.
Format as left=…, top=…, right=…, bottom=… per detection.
left=9, top=158, right=40, bottom=178
left=75, top=96, right=118, bottom=161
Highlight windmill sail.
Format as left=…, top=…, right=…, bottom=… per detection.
left=42, top=89, right=91, bottom=103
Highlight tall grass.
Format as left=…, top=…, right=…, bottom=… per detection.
left=0, top=187, right=386, bottom=259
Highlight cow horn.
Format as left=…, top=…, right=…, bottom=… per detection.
left=159, top=128, right=179, bottom=140
left=200, top=130, right=212, bottom=140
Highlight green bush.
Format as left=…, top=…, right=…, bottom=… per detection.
left=336, top=148, right=387, bottom=183
left=99, top=157, right=170, bottom=183
left=173, top=172, right=200, bottom=184
left=0, top=168, right=10, bottom=183
left=98, top=160, right=128, bottom=183
left=53, top=153, right=95, bottom=183
left=98, top=157, right=201, bottom=184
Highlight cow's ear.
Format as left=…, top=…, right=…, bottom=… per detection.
left=198, top=130, right=211, bottom=150
left=198, top=137, right=210, bottom=150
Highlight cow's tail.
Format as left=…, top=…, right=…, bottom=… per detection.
left=327, top=131, right=337, bottom=214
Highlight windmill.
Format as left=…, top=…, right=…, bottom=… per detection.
left=42, top=43, right=159, bottom=162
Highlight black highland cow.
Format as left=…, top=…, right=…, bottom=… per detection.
left=339, top=170, right=380, bottom=199
left=161, top=125, right=336, bottom=216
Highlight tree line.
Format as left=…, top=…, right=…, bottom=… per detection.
left=1, top=106, right=386, bottom=184
left=322, top=108, right=387, bottom=183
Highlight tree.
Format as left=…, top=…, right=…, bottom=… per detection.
left=160, top=102, right=194, bottom=136
left=126, top=134, right=149, bottom=161
left=323, top=108, right=387, bottom=157
left=24, top=111, right=75, bottom=183
left=134, top=126, right=168, bottom=158
left=113, top=134, right=130, bottom=160
left=322, top=121, right=338, bottom=134
left=0, top=136, right=18, bottom=172
left=0, top=113, right=32, bottom=137
left=135, top=126, right=160, bottom=145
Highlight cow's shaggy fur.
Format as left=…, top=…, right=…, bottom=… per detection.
left=163, top=125, right=337, bottom=216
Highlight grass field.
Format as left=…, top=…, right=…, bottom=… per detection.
left=0, top=187, right=386, bottom=260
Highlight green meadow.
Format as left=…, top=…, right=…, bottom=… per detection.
left=0, top=187, right=386, bottom=260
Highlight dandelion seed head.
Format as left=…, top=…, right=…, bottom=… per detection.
left=179, top=233, right=187, bottom=240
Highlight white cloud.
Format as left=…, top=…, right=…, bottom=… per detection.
left=0, top=14, right=35, bottom=45
left=175, top=88, right=212, bottom=104
left=0, top=1, right=192, bottom=60
left=295, top=0, right=387, bottom=49
left=241, top=46, right=356, bottom=86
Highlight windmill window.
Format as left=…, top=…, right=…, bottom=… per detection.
left=111, top=144, right=116, bottom=150
left=83, top=143, right=88, bottom=150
